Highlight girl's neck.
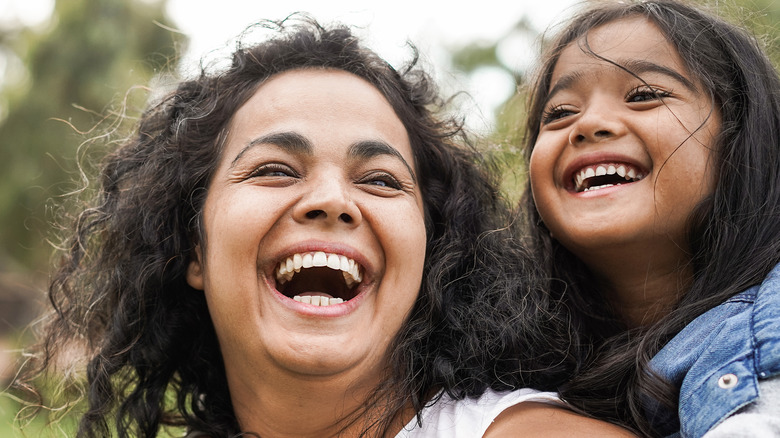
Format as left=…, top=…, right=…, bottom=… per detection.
left=585, top=247, right=693, bottom=327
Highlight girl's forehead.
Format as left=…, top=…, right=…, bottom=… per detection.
left=550, top=16, right=689, bottom=85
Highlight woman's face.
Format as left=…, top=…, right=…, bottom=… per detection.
left=187, top=69, right=426, bottom=386
left=529, top=17, right=719, bottom=268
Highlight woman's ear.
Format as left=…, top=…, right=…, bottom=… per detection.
left=187, top=245, right=205, bottom=290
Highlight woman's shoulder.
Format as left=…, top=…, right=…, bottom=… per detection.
left=396, top=388, right=563, bottom=438
left=483, top=400, right=637, bottom=437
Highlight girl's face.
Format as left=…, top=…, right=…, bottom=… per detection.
left=186, top=69, right=426, bottom=389
left=529, top=17, right=719, bottom=269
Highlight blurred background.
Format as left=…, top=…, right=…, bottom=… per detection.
left=0, top=0, right=777, bottom=435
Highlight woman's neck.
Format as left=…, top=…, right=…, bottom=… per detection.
left=226, top=367, right=409, bottom=438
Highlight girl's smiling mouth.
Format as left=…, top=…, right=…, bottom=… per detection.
left=275, top=251, right=364, bottom=305
left=569, top=162, right=646, bottom=193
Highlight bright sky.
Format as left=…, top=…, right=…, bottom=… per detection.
left=165, top=0, right=579, bottom=130
left=0, top=0, right=580, bottom=130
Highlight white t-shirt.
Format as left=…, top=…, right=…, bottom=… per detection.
left=396, top=388, right=564, bottom=437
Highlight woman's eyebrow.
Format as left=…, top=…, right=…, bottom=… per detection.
left=348, top=140, right=417, bottom=182
left=231, top=131, right=312, bottom=167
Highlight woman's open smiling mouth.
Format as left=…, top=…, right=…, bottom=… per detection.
left=275, top=251, right=364, bottom=305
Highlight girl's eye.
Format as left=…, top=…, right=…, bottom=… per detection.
left=541, top=105, right=576, bottom=124
left=626, top=86, right=671, bottom=103
left=360, top=172, right=402, bottom=190
left=247, top=163, right=298, bottom=179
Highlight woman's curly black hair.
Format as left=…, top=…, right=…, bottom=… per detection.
left=18, top=15, right=575, bottom=437
left=520, top=0, right=780, bottom=435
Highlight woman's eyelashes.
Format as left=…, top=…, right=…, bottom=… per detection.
left=246, top=163, right=299, bottom=180
left=358, top=171, right=405, bottom=191
left=244, top=162, right=407, bottom=193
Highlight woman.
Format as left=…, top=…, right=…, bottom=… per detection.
left=18, top=16, right=632, bottom=437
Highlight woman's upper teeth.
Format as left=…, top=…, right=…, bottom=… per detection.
left=276, top=251, right=363, bottom=286
left=574, top=163, right=645, bottom=192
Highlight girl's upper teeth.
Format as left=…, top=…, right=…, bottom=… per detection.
left=276, top=251, right=362, bottom=286
left=574, top=163, right=644, bottom=192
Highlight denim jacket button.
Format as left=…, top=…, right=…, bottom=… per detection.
left=717, top=373, right=738, bottom=389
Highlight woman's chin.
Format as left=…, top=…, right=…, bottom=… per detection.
left=267, top=340, right=382, bottom=379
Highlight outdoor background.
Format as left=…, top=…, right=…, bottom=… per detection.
left=0, top=0, right=777, bottom=435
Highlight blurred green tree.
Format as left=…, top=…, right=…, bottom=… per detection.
left=447, top=16, right=538, bottom=201
left=0, top=0, right=186, bottom=275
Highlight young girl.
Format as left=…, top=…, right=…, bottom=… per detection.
left=521, top=0, right=780, bottom=436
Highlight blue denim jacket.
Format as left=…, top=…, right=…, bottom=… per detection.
left=647, top=263, right=780, bottom=438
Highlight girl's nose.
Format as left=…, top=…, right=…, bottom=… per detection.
left=568, top=100, right=626, bottom=146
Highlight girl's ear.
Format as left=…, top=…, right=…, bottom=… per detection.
left=187, top=245, right=205, bottom=290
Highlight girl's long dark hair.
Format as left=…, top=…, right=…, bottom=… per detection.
left=521, top=0, right=780, bottom=435
left=17, top=15, right=575, bottom=437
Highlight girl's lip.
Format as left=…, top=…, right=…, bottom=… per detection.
left=562, top=152, right=648, bottom=191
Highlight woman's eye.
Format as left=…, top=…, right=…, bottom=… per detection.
left=360, top=172, right=402, bottom=190
left=627, top=86, right=670, bottom=103
left=541, top=105, right=576, bottom=124
left=247, top=163, right=297, bottom=179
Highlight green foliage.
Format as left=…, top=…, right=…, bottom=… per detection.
left=717, top=0, right=780, bottom=69
left=450, top=42, right=501, bottom=73
left=0, top=0, right=186, bottom=271
left=1, top=4, right=186, bottom=431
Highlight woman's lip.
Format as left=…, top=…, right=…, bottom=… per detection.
left=268, top=275, right=368, bottom=317
left=562, top=152, right=648, bottom=190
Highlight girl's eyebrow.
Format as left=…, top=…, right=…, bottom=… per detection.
left=545, top=71, right=585, bottom=105
left=231, top=131, right=312, bottom=168
left=545, top=58, right=697, bottom=105
left=620, top=59, right=697, bottom=92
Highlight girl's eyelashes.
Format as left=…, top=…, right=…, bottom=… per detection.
left=626, top=85, right=672, bottom=103
left=540, top=85, right=673, bottom=125
left=542, top=104, right=577, bottom=124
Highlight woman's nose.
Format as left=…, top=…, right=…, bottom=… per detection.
left=292, top=174, right=362, bottom=227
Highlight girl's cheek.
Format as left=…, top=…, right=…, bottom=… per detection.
left=529, top=145, right=554, bottom=191
left=528, top=156, right=551, bottom=215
